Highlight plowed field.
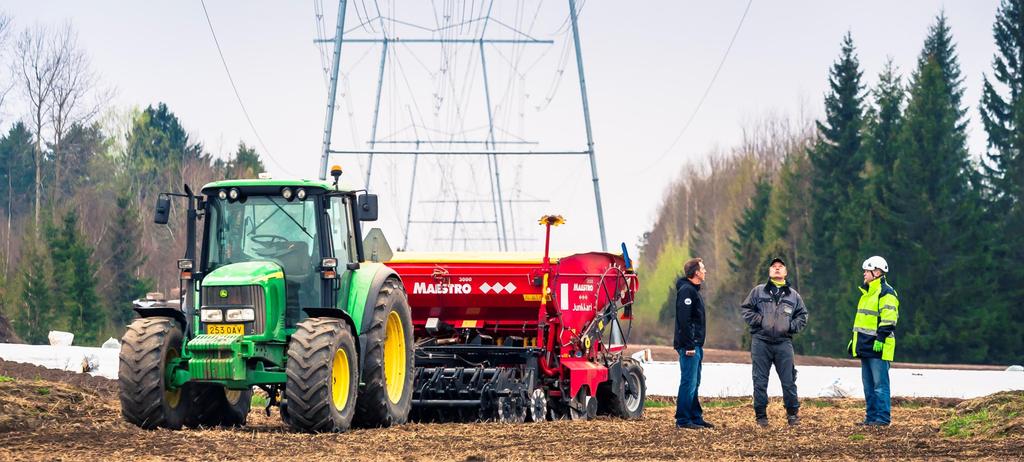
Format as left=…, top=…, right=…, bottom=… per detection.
left=1, top=359, right=1021, bottom=461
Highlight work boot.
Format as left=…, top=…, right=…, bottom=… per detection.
left=755, top=407, right=768, bottom=427
left=786, top=408, right=800, bottom=426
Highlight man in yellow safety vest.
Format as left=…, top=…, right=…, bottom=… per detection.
left=847, top=255, right=899, bottom=426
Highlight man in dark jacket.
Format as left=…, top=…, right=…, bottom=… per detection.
left=674, top=257, right=714, bottom=429
left=741, top=257, right=808, bottom=427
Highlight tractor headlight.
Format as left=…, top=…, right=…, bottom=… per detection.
left=217, top=189, right=228, bottom=200
left=281, top=187, right=294, bottom=201
left=225, top=308, right=255, bottom=322
left=200, top=309, right=223, bottom=322
left=228, top=188, right=240, bottom=201
left=296, top=188, right=307, bottom=200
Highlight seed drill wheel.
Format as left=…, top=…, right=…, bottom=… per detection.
left=119, top=317, right=192, bottom=430
left=353, top=278, right=414, bottom=427
left=285, top=317, right=359, bottom=432
left=605, top=359, right=646, bottom=419
left=569, top=387, right=597, bottom=421
left=186, top=384, right=253, bottom=428
left=527, top=388, right=547, bottom=422
left=496, top=392, right=528, bottom=423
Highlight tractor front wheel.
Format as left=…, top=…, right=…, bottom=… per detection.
left=185, top=384, right=252, bottom=428
left=285, top=317, right=359, bottom=432
left=118, top=317, right=191, bottom=430
left=353, top=277, right=414, bottom=427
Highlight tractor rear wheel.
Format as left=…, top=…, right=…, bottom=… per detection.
left=603, top=359, right=646, bottom=419
left=353, top=278, right=414, bottom=427
left=118, top=317, right=191, bottom=430
left=285, top=317, right=359, bottom=432
left=185, top=384, right=253, bottom=428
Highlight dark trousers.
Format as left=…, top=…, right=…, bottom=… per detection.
left=751, top=337, right=799, bottom=412
left=675, top=346, right=704, bottom=425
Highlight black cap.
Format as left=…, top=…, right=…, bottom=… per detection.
left=769, top=257, right=786, bottom=267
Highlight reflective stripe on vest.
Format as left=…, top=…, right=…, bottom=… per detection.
left=854, top=326, right=877, bottom=336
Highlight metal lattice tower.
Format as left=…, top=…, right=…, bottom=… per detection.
left=316, top=0, right=607, bottom=251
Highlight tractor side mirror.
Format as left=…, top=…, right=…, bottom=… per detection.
left=154, top=195, right=171, bottom=224
left=357, top=194, right=378, bottom=221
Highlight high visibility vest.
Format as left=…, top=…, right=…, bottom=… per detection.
left=851, top=277, right=899, bottom=361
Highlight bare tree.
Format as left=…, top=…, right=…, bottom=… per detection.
left=13, top=23, right=65, bottom=232
left=0, top=13, right=13, bottom=117
left=0, top=12, right=14, bottom=278
left=48, top=22, right=110, bottom=201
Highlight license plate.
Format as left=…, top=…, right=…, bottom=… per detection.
left=207, top=324, right=244, bottom=335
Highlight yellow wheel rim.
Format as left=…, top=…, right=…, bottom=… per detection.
left=224, top=388, right=242, bottom=405
left=164, top=348, right=181, bottom=408
left=384, top=311, right=407, bottom=404
left=331, top=347, right=351, bottom=411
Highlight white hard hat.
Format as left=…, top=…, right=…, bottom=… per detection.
left=862, top=256, right=889, bottom=273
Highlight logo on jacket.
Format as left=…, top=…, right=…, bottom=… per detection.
left=684, top=298, right=692, bottom=305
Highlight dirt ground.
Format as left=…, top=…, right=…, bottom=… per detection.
left=625, top=345, right=1008, bottom=371
left=1, top=359, right=1022, bottom=461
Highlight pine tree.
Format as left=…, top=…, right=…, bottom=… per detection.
left=979, top=0, right=1024, bottom=361
left=15, top=225, right=55, bottom=344
left=728, top=180, right=772, bottom=285
left=862, top=60, right=905, bottom=257
left=46, top=210, right=102, bottom=345
left=891, top=14, right=1002, bottom=363
left=721, top=180, right=772, bottom=349
left=107, top=193, right=152, bottom=327
left=806, top=32, right=868, bottom=354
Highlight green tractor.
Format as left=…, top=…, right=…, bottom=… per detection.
left=118, top=167, right=414, bottom=432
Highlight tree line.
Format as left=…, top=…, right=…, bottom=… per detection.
left=0, top=16, right=265, bottom=345
left=636, top=4, right=1024, bottom=365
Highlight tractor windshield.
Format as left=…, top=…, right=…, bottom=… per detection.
left=204, top=195, right=322, bottom=310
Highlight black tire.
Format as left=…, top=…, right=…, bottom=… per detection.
left=185, top=384, right=253, bottom=428
left=353, top=277, right=414, bottom=427
left=285, top=317, right=359, bottom=432
left=119, top=317, right=192, bottom=430
left=605, top=359, right=646, bottom=419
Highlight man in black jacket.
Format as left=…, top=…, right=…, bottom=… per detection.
left=674, top=257, right=714, bottom=429
left=741, top=257, right=808, bottom=427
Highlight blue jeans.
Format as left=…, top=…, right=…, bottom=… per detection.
left=675, top=346, right=704, bottom=425
left=860, top=357, right=891, bottom=424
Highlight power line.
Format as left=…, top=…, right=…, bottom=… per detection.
left=632, top=0, right=754, bottom=175
left=199, top=0, right=295, bottom=176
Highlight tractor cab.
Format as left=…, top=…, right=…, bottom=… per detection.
left=199, top=180, right=365, bottom=329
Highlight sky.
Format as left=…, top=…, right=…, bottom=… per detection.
left=0, top=1, right=1005, bottom=262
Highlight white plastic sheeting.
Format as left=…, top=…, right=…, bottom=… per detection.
left=641, top=361, right=1024, bottom=399
left=2, top=342, right=1022, bottom=398
left=0, top=343, right=119, bottom=379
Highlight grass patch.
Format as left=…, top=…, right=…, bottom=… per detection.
left=36, top=387, right=50, bottom=396
left=898, top=401, right=925, bottom=409
left=704, top=399, right=745, bottom=408
left=848, top=434, right=865, bottom=441
left=643, top=399, right=675, bottom=409
left=0, top=375, right=14, bottom=383
left=804, top=399, right=837, bottom=408
left=251, top=394, right=269, bottom=407
left=942, top=410, right=991, bottom=437
left=943, top=391, right=1024, bottom=438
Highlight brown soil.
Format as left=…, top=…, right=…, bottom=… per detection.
left=0, top=359, right=1022, bottom=461
left=626, top=345, right=1007, bottom=371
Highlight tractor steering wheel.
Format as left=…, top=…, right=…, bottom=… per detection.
left=251, top=234, right=289, bottom=246
left=251, top=234, right=291, bottom=258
